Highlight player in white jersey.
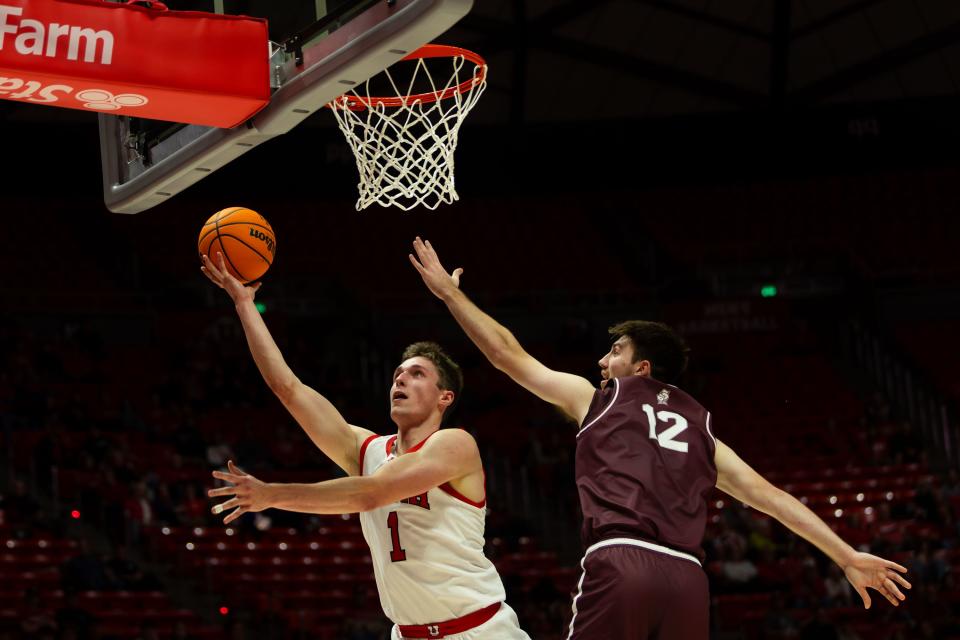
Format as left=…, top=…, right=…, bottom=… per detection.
left=201, top=253, right=529, bottom=640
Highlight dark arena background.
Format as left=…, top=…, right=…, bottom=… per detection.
left=3, top=0, right=960, bottom=638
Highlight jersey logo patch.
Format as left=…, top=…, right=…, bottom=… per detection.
left=657, top=388, right=671, bottom=405
left=428, top=624, right=440, bottom=636
left=400, top=492, right=431, bottom=510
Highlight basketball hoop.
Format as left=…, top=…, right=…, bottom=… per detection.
left=328, top=44, right=487, bottom=211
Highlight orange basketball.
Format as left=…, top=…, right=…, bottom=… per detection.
left=198, top=207, right=276, bottom=284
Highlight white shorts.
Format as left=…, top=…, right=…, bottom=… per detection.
left=391, top=603, right=530, bottom=640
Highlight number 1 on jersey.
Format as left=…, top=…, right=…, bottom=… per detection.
left=387, top=511, right=407, bottom=562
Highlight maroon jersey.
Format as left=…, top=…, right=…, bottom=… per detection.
left=575, top=375, right=717, bottom=559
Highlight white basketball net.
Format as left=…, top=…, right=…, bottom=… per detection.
left=329, top=52, right=487, bottom=211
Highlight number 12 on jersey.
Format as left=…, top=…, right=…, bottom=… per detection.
left=387, top=511, right=407, bottom=562
left=641, top=404, right=689, bottom=453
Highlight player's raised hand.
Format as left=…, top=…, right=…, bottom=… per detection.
left=201, top=252, right=262, bottom=304
left=208, top=460, right=272, bottom=525
left=409, top=237, right=463, bottom=300
left=843, top=551, right=911, bottom=609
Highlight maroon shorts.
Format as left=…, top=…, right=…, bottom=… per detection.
left=566, top=540, right=709, bottom=640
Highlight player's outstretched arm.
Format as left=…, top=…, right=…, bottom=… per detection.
left=208, top=431, right=481, bottom=521
left=714, top=439, right=911, bottom=609
left=201, top=253, right=374, bottom=476
left=409, top=237, right=596, bottom=425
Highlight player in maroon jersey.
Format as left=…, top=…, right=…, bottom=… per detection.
left=409, top=237, right=911, bottom=640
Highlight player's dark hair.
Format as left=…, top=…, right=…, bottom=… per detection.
left=401, top=342, right=464, bottom=418
left=608, top=321, right=690, bottom=383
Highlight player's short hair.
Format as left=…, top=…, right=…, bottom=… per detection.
left=608, top=320, right=690, bottom=383
left=401, top=341, right=464, bottom=417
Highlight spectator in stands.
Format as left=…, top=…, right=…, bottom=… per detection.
left=721, top=547, right=758, bottom=588
left=917, top=620, right=943, bottom=640
left=206, top=430, right=236, bottom=468
left=888, top=421, right=922, bottom=465
left=31, top=432, right=57, bottom=495
left=939, top=469, right=960, bottom=500
left=914, top=480, right=942, bottom=524
left=912, top=541, right=949, bottom=585
left=716, top=525, right=749, bottom=562
left=840, top=513, right=873, bottom=550
left=61, top=538, right=110, bottom=592
left=823, top=564, right=853, bottom=606
left=171, top=409, right=206, bottom=458
left=226, top=617, right=248, bottom=640
left=106, top=545, right=160, bottom=591
left=341, top=620, right=385, bottom=640
left=836, top=625, right=863, bottom=640
left=0, top=478, right=40, bottom=526
left=865, top=392, right=892, bottom=426
left=747, top=517, right=777, bottom=556
left=524, top=576, right=566, bottom=635
left=55, top=591, right=94, bottom=640
left=268, top=427, right=309, bottom=470
left=253, top=592, right=287, bottom=639
left=763, top=592, right=799, bottom=639
left=873, top=503, right=903, bottom=547
left=151, top=483, right=179, bottom=526
left=81, top=426, right=111, bottom=465
left=171, top=622, right=190, bottom=640
left=175, top=483, right=208, bottom=526
left=793, top=563, right=827, bottom=609
left=123, top=480, right=154, bottom=545
left=19, top=588, right=57, bottom=639
left=107, top=446, right=137, bottom=485
left=136, top=621, right=160, bottom=640
left=800, top=608, right=839, bottom=640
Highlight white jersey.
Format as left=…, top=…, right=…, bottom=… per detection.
left=358, top=432, right=507, bottom=626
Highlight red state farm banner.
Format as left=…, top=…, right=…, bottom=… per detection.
left=0, top=0, right=269, bottom=127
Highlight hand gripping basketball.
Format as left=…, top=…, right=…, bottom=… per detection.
left=201, top=252, right=262, bottom=304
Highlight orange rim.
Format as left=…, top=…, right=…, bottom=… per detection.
left=331, top=44, right=486, bottom=111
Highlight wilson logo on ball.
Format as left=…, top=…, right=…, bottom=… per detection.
left=197, top=207, right=276, bottom=284
left=249, top=228, right=275, bottom=255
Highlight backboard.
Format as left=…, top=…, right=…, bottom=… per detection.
left=99, top=0, right=473, bottom=214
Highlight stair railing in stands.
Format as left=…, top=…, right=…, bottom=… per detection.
left=847, top=320, right=957, bottom=469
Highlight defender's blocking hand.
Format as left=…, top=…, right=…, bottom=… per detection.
left=843, top=552, right=911, bottom=609
left=409, top=237, right=462, bottom=301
